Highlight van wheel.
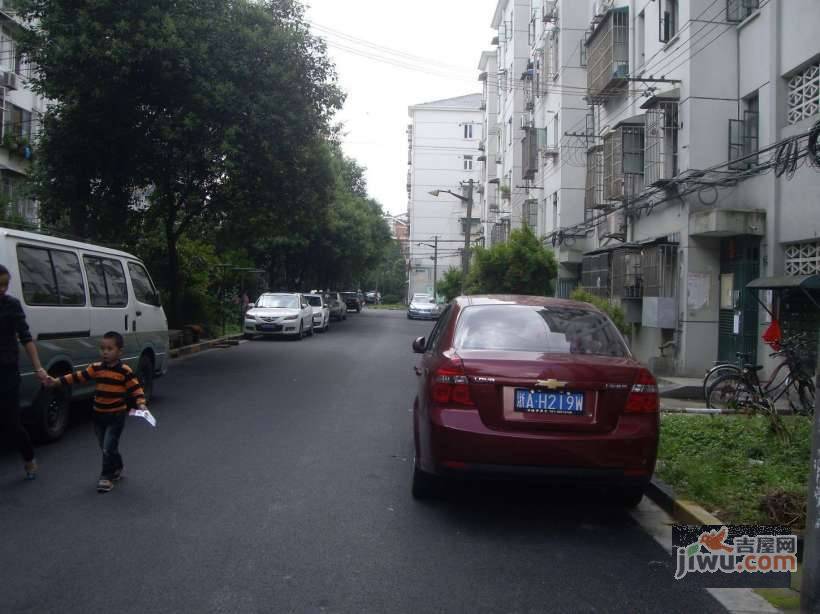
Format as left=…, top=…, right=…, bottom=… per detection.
left=31, top=380, right=71, bottom=443
left=137, top=355, right=155, bottom=403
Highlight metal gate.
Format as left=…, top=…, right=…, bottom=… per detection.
left=718, top=237, right=760, bottom=363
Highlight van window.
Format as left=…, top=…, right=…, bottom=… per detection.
left=84, top=256, right=128, bottom=308
left=17, top=245, right=86, bottom=306
left=51, top=250, right=86, bottom=305
left=18, top=246, right=59, bottom=305
left=127, top=262, right=160, bottom=306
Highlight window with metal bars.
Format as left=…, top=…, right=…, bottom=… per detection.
left=726, top=0, right=759, bottom=22
left=728, top=94, right=759, bottom=169
left=522, top=128, right=538, bottom=179
left=644, top=101, right=679, bottom=185
left=585, top=8, right=629, bottom=101
left=641, top=244, right=678, bottom=297
left=523, top=199, right=539, bottom=231
left=581, top=253, right=611, bottom=298
left=611, top=248, right=643, bottom=299
left=584, top=146, right=606, bottom=211
left=603, top=125, right=645, bottom=201
left=659, top=0, right=678, bottom=43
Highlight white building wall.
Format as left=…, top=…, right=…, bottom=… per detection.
left=572, top=0, right=820, bottom=376
left=407, top=99, right=483, bottom=299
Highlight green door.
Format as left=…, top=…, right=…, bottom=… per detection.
left=717, top=237, right=760, bottom=363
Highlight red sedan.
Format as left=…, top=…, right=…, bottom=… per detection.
left=411, top=295, right=659, bottom=506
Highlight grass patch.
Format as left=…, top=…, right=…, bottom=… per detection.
left=657, top=414, right=812, bottom=528
left=368, top=303, right=405, bottom=310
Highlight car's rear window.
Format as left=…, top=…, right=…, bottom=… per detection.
left=453, top=304, right=629, bottom=357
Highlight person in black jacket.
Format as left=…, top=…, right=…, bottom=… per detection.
left=0, top=263, right=49, bottom=479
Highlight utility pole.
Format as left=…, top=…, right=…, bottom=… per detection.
left=802, top=368, right=820, bottom=613
left=433, top=235, right=438, bottom=302
left=462, top=179, right=474, bottom=280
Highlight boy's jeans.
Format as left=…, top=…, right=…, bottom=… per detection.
left=93, top=412, right=126, bottom=480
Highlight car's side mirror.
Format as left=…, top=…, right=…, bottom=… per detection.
left=412, top=336, right=426, bottom=354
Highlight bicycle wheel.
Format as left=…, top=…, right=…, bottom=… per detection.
left=796, top=380, right=816, bottom=415
left=702, top=364, right=740, bottom=401
left=706, top=372, right=756, bottom=411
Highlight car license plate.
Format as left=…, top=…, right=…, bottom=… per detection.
left=258, top=324, right=282, bottom=332
left=514, top=389, right=584, bottom=415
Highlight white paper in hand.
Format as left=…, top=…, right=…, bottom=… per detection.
left=129, top=408, right=157, bottom=427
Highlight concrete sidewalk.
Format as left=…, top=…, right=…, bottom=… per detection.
left=658, top=375, right=704, bottom=400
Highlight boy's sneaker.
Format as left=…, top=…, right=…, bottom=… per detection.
left=24, top=459, right=38, bottom=480
left=97, top=479, right=114, bottom=493
left=113, top=468, right=123, bottom=481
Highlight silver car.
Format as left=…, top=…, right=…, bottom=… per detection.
left=407, top=293, right=441, bottom=320
left=324, top=292, right=347, bottom=322
left=244, top=293, right=314, bottom=339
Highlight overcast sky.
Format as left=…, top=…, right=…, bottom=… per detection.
left=305, top=0, right=498, bottom=215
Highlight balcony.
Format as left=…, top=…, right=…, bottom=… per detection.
left=581, top=252, right=611, bottom=299
left=586, top=7, right=629, bottom=102
left=611, top=247, right=643, bottom=299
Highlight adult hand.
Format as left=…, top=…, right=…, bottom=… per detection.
left=35, top=368, right=49, bottom=384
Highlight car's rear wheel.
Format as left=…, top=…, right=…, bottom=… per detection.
left=137, top=355, right=155, bottom=403
left=411, top=459, right=440, bottom=500
left=616, top=485, right=645, bottom=508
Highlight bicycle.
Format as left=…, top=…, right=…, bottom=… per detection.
left=706, top=334, right=815, bottom=415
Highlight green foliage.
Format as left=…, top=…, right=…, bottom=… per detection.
left=569, top=288, right=630, bottom=335
left=437, top=267, right=464, bottom=302
left=465, top=226, right=557, bottom=297
left=657, top=414, right=812, bottom=527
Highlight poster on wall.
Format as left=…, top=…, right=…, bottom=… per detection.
left=687, top=272, right=710, bottom=311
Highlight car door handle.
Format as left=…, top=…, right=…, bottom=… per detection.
left=414, top=366, right=422, bottom=376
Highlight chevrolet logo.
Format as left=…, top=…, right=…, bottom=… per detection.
left=536, top=379, right=567, bottom=390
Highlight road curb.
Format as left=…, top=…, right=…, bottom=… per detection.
left=169, top=334, right=244, bottom=359
left=646, top=478, right=724, bottom=524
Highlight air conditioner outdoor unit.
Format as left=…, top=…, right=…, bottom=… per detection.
left=3, top=72, right=17, bottom=90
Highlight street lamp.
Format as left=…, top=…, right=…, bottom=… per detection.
left=429, top=180, right=475, bottom=287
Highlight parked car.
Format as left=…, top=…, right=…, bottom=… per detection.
left=244, top=293, right=314, bottom=340
left=341, top=291, right=363, bottom=312
left=365, top=290, right=381, bottom=304
left=407, top=293, right=440, bottom=320
left=324, top=292, right=347, bottom=321
left=0, top=226, right=169, bottom=442
left=410, top=295, right=659, bottom=506
left=305, top=293, right=330, bottom=332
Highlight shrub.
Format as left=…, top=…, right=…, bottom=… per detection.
left=570, top=288, right=630, bottom=335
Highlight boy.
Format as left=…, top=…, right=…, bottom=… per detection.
left=0, top=263, right=50, bottom=480
left=50, top=332, right=147, bottom=492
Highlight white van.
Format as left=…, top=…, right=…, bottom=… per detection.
left=0, top=227, right=169, bottom=441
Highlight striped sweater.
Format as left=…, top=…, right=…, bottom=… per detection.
left=60, top=362, right=145, bottom=413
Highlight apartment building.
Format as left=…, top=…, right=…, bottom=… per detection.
left=406, top=94, right=483, bottom=299
left=566, top=0, right=820, bottom=377
left=0, top=2, right=45, bottom=224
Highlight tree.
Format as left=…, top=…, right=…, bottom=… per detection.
left=18, top=0, right=343, bottom=325
left=466, top=226, right=558, bottom=296
left=437, top=267, right=465, bottom=302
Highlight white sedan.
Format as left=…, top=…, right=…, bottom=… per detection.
left=306, top=294, right=330, bottom=332
left=244, top=293, right=315, bottom=340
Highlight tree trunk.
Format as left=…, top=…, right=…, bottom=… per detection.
left=165, top=213, right=181, bottom=328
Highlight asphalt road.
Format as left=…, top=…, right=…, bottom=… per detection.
left=0, top=309, right=726, bottom=614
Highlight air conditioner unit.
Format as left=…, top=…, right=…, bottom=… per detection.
left=3, top=72, right=17, bottom=90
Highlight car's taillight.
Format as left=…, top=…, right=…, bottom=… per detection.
left=625, top=369, right=659, bottom=414
left=431, top=363, right=475, bottom=408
